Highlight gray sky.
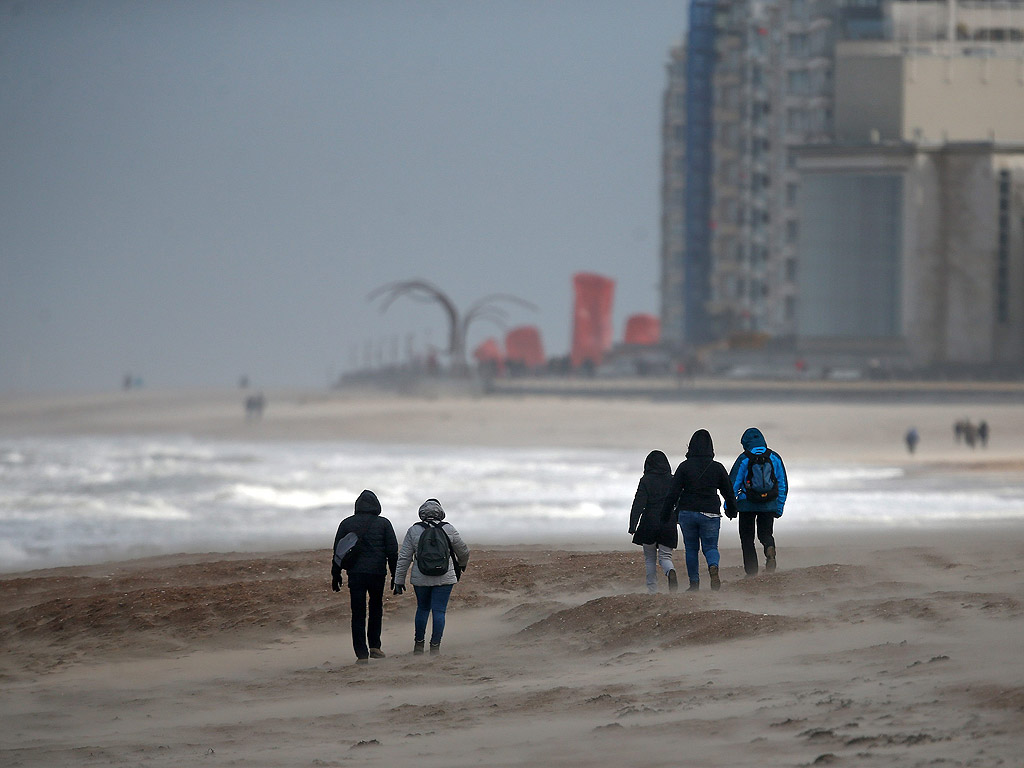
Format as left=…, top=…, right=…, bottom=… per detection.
left=0, top=0, right=685, bottom=392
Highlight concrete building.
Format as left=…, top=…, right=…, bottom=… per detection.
left=660, top=0, right=1024, bottom=369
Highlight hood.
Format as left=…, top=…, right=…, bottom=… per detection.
left=643, top=450, right=671, bottom=475
left=418, top=498, right=446, bottom=522
left=740, top=427, right=767, bottom=454
left=354, top=489, right=382, bottom=515
left=685, top=429, right=715, bottom=458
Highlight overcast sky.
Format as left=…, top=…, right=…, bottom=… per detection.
left=1, top=0, right=686, bottom=392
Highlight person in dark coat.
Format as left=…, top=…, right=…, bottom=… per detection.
left=629, top=450, right=678, bottom=593
left=662, top=429, right=737, bottom=591
left=729, top=427, right=788, bottom=576
left=331, top=489, right=399, bottom=663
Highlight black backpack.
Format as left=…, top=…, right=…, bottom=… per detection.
left=416, top=521, right=454, bottom=576
left=743, top=450, right=779, bottom=502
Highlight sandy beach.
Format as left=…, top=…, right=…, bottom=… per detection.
left=2, top=387, right=1024, bottom=767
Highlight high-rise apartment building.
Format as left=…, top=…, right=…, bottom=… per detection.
left=660, top=0, right=1024, bottom=367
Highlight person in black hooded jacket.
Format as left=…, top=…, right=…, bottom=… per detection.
left=331, top=489, right=398, bottom=663
left=628, top=450, right=679, bottom=593
left=662, top=429, right=737, bottom=591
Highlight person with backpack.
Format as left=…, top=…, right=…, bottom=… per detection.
left=661, top=430, right=737, bottom=591
left=729, top=427, right=789, bottom=576
left=628, top=450, right=679, bottom=593
left=331, top=489, right=399, bottom=663
left=392, top=498, right=470, bottom=655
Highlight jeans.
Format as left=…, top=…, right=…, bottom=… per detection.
left=642, top=543, right=674, bottom=593
left=414, top=583, right=454, bottom=645
left=738, top=510, right=776, bottom=575
left=678, top=509, right=721, bottom=584
left=347, top=572, right=386, bottom=659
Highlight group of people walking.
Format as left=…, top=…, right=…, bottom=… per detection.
left=329, top=424, right=786, bottom=664
left=629, top=426, right=788, bottom=592
left=330, top=490, right=470, bottom=663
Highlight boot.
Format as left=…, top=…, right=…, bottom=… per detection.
left=429, top=643, right=441, bottom=655
left=708, top=564, right=721, bottom=591
left=369, top=647, right=385, bottom=659
left=686, top=581, right=700, bottom=592
left=667, top=569, right=679, bottom=593
left=765, top=545, right=777, bottom=573
left=413, top=640, right=425, bottom=654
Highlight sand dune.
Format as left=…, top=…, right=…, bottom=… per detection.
left=3, top=533, right=1024, bottom=767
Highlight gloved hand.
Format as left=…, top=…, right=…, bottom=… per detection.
left=628, top=528, right=636, bottom=535
left=331, top=573, right=342, bottom=592
left=726, top=511, right=737, bottom=520
left=392, top=583, right=405, bottom=595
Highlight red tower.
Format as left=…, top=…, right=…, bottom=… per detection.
left=505, top=326, right=545, bottom=370
left=624, top=313, right=660, bottom=346
left=570, top=273, right=615, bottom=369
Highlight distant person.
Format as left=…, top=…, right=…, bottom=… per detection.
left=729, top=427, right=788, bottom=576
left=662, top=430, right=737, bottom=591
left=331, top=490, right=399, bottom=663
left=905, top=427, right=920, bottom=454
left=978, top=420, right=989, bottom=447
left=964, top=421, right=978, bottom=449
left=393, top=499, right=470, bottom=655
left=628, top=450, right=678, bottom=593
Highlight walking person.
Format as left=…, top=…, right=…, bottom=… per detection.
left=628, top=450, right=678, bottom=593
left=662, top=429, right=737, bottom=591
left=393, top=499, right=470, bottom=655
left=331, top=489, right=399, bottom=664
left=729, top=427, right=789, bottom=576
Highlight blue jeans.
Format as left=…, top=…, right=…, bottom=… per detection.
left=678, top=510, right=721, bottom=584
left=413, top=584, right=454, bottom=645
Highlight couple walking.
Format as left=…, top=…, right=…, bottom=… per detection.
left=331, top=491, right=470, bottom=663
left=629, top=427, right=788, bottom=592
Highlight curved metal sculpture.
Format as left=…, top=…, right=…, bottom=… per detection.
left=368, top=282, right=536, bottom=371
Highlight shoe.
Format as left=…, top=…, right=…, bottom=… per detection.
left=356, top=657, right=369, bottom=664
left=667, top=569, right=678, bottom=593
left=369, top=648, right=386, bottom=659
left=709, top=564, right=721, bottom=591
left=429, top=643, right=441, bottom=655
left=687, top=581, right=700, bottom=592
left=413, top=640, right=425, bottom=654
left=765, top=546, right=777, bottom=573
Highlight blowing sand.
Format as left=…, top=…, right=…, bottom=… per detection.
left=2, top=388, right=1024, bottom=767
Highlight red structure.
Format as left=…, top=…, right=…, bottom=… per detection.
left=570, top=273, right=615, bottom=369
left=505, top=325, right=545, bottom=370
left=472, top=337, right=504, bottom=375
left=624, top=313, right=660, bottom=346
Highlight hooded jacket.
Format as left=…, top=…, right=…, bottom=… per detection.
left=629, top=450, right=678, bottom=548
left=662, top=429, right=737, bottom=519
left=728, top=427, right=788, bottom=515
left=332, top=489, right=399, bottom=577
left=395, top=499, right=471, bottom=587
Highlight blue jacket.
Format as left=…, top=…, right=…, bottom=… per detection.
left=729, top=428, right=788, bottom=516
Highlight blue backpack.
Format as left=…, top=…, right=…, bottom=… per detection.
left=743, top=450, right=779, bottom=502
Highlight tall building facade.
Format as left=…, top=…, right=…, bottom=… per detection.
left=660, top=0, right=1024, bottom=367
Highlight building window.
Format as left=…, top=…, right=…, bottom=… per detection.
left=786, top=258, right=798, bottom=282
left=996, top=170, right=1011, bottom=323
left=786, top=219, right=799, bottom=243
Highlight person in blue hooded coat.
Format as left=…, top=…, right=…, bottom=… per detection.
left=628, top=450, right=679, bottom=593
left=661, top=430, right=736, bottom=591
left=728, top=427, right=788, bottom=576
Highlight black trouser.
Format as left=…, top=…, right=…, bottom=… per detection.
left=738, top=510, right=776, bottom=575
left=347, top=572, right=385, bottom=659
